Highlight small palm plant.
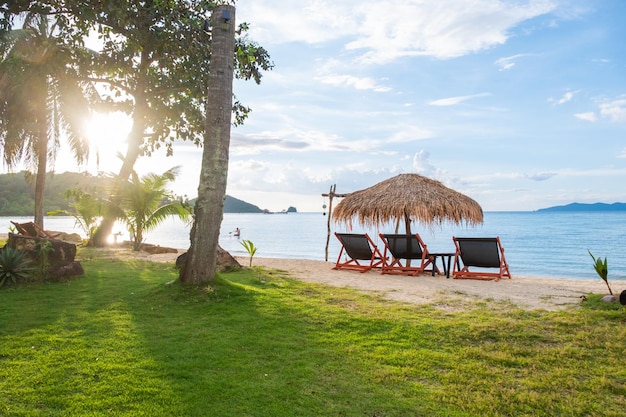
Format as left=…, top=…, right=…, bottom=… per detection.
left=240, top=239, right=257, bottom=267
left=116, top=167, right=193, bottom=251
left=588, top=250, right=613, bottom=295
left=49, top=185, right=115, bottom=242
left=0, top=247, right=33, bottom=288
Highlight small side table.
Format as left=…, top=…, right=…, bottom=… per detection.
left=428, top=253, right=456, bottom=278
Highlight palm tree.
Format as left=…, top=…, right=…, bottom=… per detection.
left=116, top=167, right=192, bottom=251
left=0, top=13, right=93, bottom=228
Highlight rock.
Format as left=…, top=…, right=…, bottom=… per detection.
left=176, top=245, right=241, bottom=272
left=54, top=231, right=83, bottom=244
left=601, top=295, right=617, bottom=303
left=6, top=233, right=83, bottom=281
left=47, top=262, right=85, bottom=281
left=140, top=243, right=178, bottom=255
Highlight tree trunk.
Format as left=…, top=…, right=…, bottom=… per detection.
left=34, top=84, right=49, bottom=229
left=33, top=141, right=47, bottom=228
left=89, top=84, right=149, bottom=247
left=180, top=5, right=235, bottom=284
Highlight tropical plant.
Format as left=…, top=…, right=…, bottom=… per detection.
left=3, top=1, right=274, bottom=247
left=33, top=239, right=53, bottom=279
left=588, top=250, right=613, bottom=295
left=48, top=183, right=120, bottom=242
left=0, top=246, right=32, bottom=287
left=0, top=12, right=94, bottom=228
left=116, top=167, right=192, bottom=251
left=240, top=239, right=257, bottom=268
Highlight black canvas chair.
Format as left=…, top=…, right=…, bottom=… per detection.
left=452, top=236, right=511, bottom=281
left=333, top=233, right=384, bottom=273
left=378, top=233, right=432, bottom=276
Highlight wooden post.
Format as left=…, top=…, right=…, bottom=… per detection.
left=322, top=184, right=348, bottom=261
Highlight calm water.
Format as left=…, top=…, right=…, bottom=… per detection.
left=3, top=212, right=626, bottom=280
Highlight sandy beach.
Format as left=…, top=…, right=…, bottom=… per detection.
left=240, top=257, right=613, bottom=311
left=112, top=247, right=612, bottom=311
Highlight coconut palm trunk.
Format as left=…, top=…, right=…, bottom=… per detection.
left=0, top=13, right=91, bottom=229
left=180, top=5, right=236, bottom=284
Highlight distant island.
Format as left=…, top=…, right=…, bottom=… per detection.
left=223, top=195, right=297, bottom=214
left=536, top=202, right=626, bottom=212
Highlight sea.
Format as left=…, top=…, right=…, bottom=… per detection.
left=3, top=212, right=626, bottom=281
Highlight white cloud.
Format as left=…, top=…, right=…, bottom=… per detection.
left=549, top=90, right=578, bottom=105
left=315, top=74, right=391, bottom=92
left=525, top=172, right=557, bottom=181
left=574, top=112, right=597, bottom=122
left=495, top=53, right=536, bottom=70
left=428, top=93, right=491, bottom=106
left=574, top=97, right=626, bottom=123
left=412, top=150, right=436, bottom=176
left=387, top=126, right=434, bottom=143
left=618, top=148, right=626, bottom=159
left=238, top=0, right=557, bottom=64
left=349, top=1, right=556, bottom=64
left=599, top=98, right=626, bottom=122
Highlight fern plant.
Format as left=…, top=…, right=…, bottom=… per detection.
left=240, top=239, right=257, bottom=267
left=0, top=247, right=33, bottom=288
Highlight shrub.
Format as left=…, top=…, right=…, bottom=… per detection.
left=0, top=246, right=33, bottom=288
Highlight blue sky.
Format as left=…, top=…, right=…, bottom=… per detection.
left=11, top=0, right=626, bottom=212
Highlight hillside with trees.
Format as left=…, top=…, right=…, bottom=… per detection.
left=0, top=172, right=273, bottom=216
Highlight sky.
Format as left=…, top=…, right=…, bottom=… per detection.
left=8, top=0, right=626, bottom=212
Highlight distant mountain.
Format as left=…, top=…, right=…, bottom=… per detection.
left=223, top=195, right=263, bottom=213
left=536, top=202, right=626, bottom=212
left=0, top=171, right=296, bottom=215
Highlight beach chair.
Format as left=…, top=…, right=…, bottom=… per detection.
left=378, top=233, right=432, bottom=276
left=452, top=236, right=511, bottom=281
left=11, top=221, right=61, bottom=239
left=333, top=233, right=385, bottom=273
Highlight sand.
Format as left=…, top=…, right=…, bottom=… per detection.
left=133, top=249, right=616, bottom=311
left=241, top=257, right=611, bottom=311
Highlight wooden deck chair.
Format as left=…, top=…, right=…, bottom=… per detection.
left=11, top=221, right=61, bottom=239
left=378, top=233, right=432, bottom=276
left=333, top=233, right=384, bottom=273
left=452, top=237, right=511, bottom=281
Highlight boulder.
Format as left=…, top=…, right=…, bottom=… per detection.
left=6, top=233, right=83, bottom=281
left=176, top=245, right=241, bottom=272
left=140, top=243, right=179, bottom=255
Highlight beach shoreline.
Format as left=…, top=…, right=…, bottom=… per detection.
left=244, top=257, right=611, bottom=311
left=0, top=232, right=614, bottom=311
left=91, top=246, right=614, bottom=311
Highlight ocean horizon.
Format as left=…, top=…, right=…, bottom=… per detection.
left=3, top=212, right=626, bottom=282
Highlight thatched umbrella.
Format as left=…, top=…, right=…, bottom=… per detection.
left=332, top=173, right=483, bottom=234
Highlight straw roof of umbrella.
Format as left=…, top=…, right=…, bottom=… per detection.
left=332, top=173, right=483, bottom=231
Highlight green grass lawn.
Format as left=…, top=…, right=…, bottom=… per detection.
left=0, top=248, right=625, bottom=416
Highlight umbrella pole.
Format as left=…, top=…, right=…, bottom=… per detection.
left=405, top=212, right=412, bottom=267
